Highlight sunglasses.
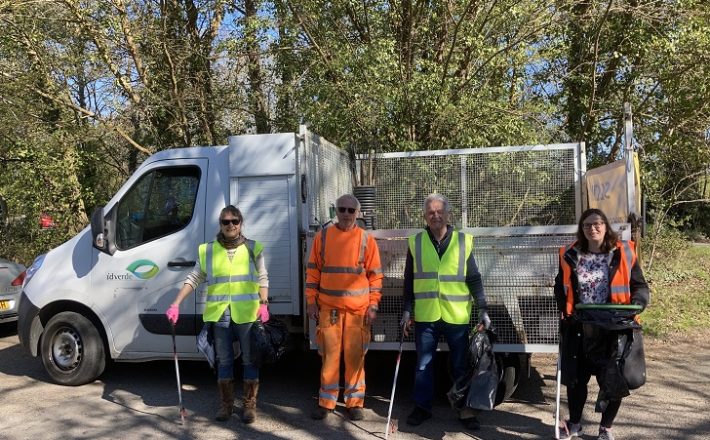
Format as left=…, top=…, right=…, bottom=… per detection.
left=220, top=219, right=241, bottom=226
left=337, top=207, right=357, bottom=214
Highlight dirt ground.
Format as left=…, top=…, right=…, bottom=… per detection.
left=0, top=324, right=708, bottom=439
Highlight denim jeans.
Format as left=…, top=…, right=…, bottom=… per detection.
left=213, top=310, right=258, bottom=381
left=413, top=320, right=469, bottom=411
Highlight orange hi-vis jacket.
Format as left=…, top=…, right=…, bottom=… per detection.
left=559, top=240, right=636, bottom=317
left=306, top=225, right=384, bottom=314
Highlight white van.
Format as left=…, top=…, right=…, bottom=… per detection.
left=19, top=126, right=592, bottom=404
left=19, top=127, right=353, bottom=385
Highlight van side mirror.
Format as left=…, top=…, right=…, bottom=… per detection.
left=91, top=207, right=115, bottom=255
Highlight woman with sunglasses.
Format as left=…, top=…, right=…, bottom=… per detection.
left=554, top=208, right=649, bottom=440
left=166, top=205, right=269, bottom=424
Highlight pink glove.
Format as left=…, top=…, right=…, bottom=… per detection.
left=166, top=304, right=179, bottom=325
left=257, top=303, right=270, bottom=323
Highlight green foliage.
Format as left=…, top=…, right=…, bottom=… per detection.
left=645, top=226, right=692, bottom=262
left=0, top=0, right=708, bottom=266
left=642, top=243, right=710, bottom=337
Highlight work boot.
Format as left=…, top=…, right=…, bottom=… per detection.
left=406, top=406, right=432, bottom=426
left=460, top=416, right=481, bottom=430
left=241, top=379, right=259, bottom=424
left=347, top=406, right=365, bottom=421
left=311, top=405, right=332, bottom=420
left=215, top=379, right=234, bottom=421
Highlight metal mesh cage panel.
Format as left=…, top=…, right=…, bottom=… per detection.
left=373, top=233, right=575, bottom=347
left=369, top=147, right=578, bottom=229
left=306, top=131, right=353, bottom=224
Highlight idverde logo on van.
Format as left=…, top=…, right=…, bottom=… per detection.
left=127, top=259, right=160, bottom=279
left=106, top=259, right=160, bottom=281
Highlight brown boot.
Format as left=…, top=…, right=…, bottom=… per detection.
left=241, top=379, right=259, bottom=424
left=215, top=379, right=234, bottom=421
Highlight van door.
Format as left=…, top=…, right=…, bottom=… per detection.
left=92, top=159, right=206, bottom=355
left=235, top=175, right=299, bottom=315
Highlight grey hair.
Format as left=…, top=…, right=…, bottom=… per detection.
left=423, top=193, right=451, bottom=213
left=336, top=194, right=361, bottom=210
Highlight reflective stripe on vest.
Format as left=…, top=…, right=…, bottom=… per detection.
left=409, top=231, right=473, bottom=324
left=318, top=226, right=370, bottom=297
left=609, top=240, right=634, bottom=304
left=200, top=240, right=261, bottom=324
left=560, top=240, right=635, bottom=316
left=560, top=243, right=575, bottom=316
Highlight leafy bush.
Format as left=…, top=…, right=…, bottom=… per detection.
left=642, top=236, right=710, bottom=337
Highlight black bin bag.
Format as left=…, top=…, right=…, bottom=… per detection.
left=447, top=328, right=499, bottom=411
left=249, top=317, right=290, bottom=369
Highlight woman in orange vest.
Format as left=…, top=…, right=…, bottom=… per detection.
left=554, top=208, right=649, bottom=440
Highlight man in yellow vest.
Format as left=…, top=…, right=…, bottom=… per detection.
left=306, top=194, right=384, bottom=421
left=401, top=194, right=490, bottom=430
left=166, top=205, right=270, bottom=424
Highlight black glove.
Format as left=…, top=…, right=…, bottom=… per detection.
left=478, top=309, right=491, bottom=330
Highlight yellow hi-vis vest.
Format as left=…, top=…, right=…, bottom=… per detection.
left=408, top=230, right=474, bottom=324
left=200, top=240, right=262, bottom=324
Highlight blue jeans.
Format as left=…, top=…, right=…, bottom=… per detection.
left=413, top=320, right=469, bottom=411
left=213, top=312, right=258, bottom=381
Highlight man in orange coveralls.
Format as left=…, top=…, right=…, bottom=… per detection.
left=306, top=194, right=384, bottom=421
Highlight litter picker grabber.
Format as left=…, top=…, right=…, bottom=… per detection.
left=385, top=322, right=406, bottom=439
left=171, top=323, right=187, bottom=425
left=554, top=343, right=562, bottom=439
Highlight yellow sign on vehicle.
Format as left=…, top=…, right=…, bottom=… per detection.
left=0, top=300, right=9, bottom=311
left=585, top=154, right=641, bottom=223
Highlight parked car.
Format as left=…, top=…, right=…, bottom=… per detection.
left=0, top=258, right=26, bottom=323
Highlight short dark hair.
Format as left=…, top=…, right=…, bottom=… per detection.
left=576, top=208, right=618, bottom=253
left=220, top=205, right=243, bottom=224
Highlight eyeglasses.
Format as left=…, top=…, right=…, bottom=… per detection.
left=337, top=207, right=356, bottom=214
left=220, top=219, right=241, bottom=226
left=582, top=221, right=605, bottom=230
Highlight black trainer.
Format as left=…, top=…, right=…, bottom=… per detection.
left=406, top=406, right=432, bottom=426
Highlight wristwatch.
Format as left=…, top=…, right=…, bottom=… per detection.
left=259, top=299, right=269, bottom=305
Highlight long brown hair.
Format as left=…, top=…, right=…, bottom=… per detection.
left=576, top=208, right=618, bottom=253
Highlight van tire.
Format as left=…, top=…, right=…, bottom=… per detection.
left=494, top=354, right=521, bottom=406
left=41, top=312, right=106, bottom=386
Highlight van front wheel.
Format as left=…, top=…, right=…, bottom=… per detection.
left=41, top=312, right=106, bottom=386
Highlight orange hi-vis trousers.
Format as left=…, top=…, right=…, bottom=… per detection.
left=316, top=307, right=371, bottom=409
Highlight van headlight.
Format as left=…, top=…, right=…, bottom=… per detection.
left=23, top=253, right=46, bottom=287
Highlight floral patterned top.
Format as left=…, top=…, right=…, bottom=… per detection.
left=576, top=252, right=610, bottom=304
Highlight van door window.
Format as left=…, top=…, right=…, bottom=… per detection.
left=116, top=166, right=200, bottom=250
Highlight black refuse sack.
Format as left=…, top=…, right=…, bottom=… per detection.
left=447, top=328, right=499, bottom=411
left=621, top=327, right=646, bottom=390
left=250, top=317, right=290, bottom=368
left=575, top=307, right=646, bottom=408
